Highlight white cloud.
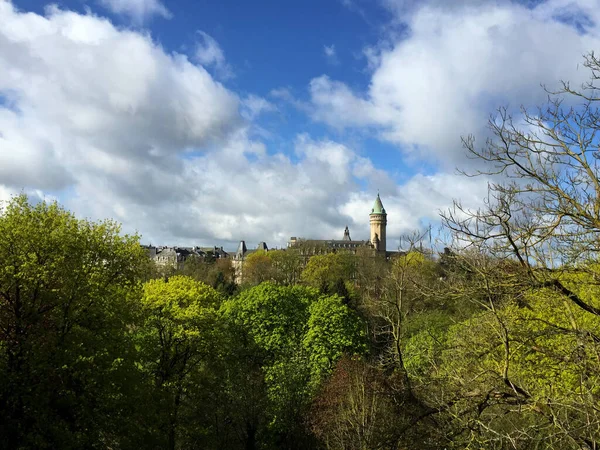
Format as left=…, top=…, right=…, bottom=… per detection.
left=309, top=75, right=380, bottom=128
left=309, top=0, right=600, bottom=169
left=323, top=44, right=339, bottom=64
left=270, top=87, right=294, bottom=101
left=0, top=4, right=237, bottom=216
left=340, top=173, right=487, bottom=248
left=72, top=129, right=485, bottom=250
left=382, top=0, right=495, bottom=21
left=98, top=0, right=171, bottom=23
left=195, top=31, right=233, bottom=80
left=65, top=128, right=407, bottom=248
left=241, top=94, right=277, bottom=120
left=0, top=2, right=490, bottom=250
left=324, top=44, right=336, bottom=57
left=0, top=185, right=18, bottom=204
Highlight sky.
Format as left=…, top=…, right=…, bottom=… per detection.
left=1, top=0, right=600, bottom=250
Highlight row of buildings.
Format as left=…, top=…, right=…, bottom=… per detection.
left=145, top=194, right=390, bottom=281
left=143, top=245, right=230, bottom=269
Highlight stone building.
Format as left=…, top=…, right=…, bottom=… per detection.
left=369, top=193, right=387, bottom=253
left=233, top=194, right=389, bottom=281
left=231, top=241, right=269, bottom=283
left=144, top=245, right=229, bottom=270
left=288, top=193, right=388, bottom=255
left=146, top=194, right=390, bottom=282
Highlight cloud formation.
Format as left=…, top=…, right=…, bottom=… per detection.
left=310, top=0, right=600, bottom=168
left=98, top=0, right=171, bottom=22
left=1, top=2, right=487, bottom=250
left=0, top=3, right=236, bottom=224
left=241, top=95, right=277, bottom=121
left=5, top=1, right=566, bottom=250
left=323, top=44, right=338, bottom=64
left=195, top=31, right=234, bottom=80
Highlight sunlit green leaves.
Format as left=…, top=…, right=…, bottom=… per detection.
left=0, top=194, right=149, bottom=448
left=222, top=282, right=367, bottom=434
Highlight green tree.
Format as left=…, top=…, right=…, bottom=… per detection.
left=424, top=265, right=600, bottom=448
left=267, top=249, right=303, bottom=286
left=222, top=283, right=366, bottom=446
left=241, top=249, right=303, bottom=287
left=354, top=246, right=389, bottom=301
left=323, top=277, right=353, bottom=307
left=242, top=250, right=274, bottom=286
left=366, top=252, right=439, bottom=374
left=268, top=248, right=302, bottom=286
left=304, top=293, right=367, bottom=384
left=176, top=255, right=237, bottom=297
left=301, top=252, right=356, bottom=288
left=0, top=194, right=148, bottom=449
left=137, top=275, right=223, bottom=450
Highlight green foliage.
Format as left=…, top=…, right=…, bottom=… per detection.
left=240, top=249, right=304, bottom=287
left=0, top=194, right=148, bottom=449
left=139, top=275, right=223, bottom=375
left=267, top=249, right=303, bottom=285
left=137, top=276, right=224, bottom=449
left=242, top=250, right=275, bottom=285
left=223, top=283, right=312, bottom=355
left=301, top=252, right=356, bottom=288
left=428, top=279, right=600, bottom=448
left=403, top=311, right=453, bottom=381
left=222, top=282, right=366, bottom=440
left=172, top=255, right=237, bottom=297
left=304, top=294, right=367, bottom=384
left=15, top=192, right=600, bottom=448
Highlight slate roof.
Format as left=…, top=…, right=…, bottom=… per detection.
left=235, top=241, right=269, bottom=260
left=370, top=193, right=386, bottom=215
left=343, top=225, right=351, bottom=241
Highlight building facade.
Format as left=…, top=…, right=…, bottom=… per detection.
left=287, top=193, right=388, bottom=255
left=231, top=241, right=269, bottom=283
left=144, top=245, right=229, bottom=270
left=146, top=194, right=389, bottom=282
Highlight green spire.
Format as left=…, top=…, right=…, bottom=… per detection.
left=370, top=193, right=386, bottom=215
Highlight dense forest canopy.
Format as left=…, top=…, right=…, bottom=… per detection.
left=3, top=55, right=600, bottom=449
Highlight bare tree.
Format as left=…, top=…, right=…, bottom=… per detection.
left=444, top=52, right=600, bottom=316
left=440, top=53, right=600, bottom=448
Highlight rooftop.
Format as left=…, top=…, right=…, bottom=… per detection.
left=371, top=193, right=386, bottom=215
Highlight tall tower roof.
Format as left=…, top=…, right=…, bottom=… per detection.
left=236, top=240, right=247, bottom=258
left=370, top=193, right=386, bottom=215
left=343, top=226, right=351, bottom=241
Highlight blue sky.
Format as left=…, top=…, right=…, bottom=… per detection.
left=1, top=0, right=599, bottom=250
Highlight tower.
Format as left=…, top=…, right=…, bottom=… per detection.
left=370, top=193, right=387, bottom=254
left=343, top=225, right=351, bottom=241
